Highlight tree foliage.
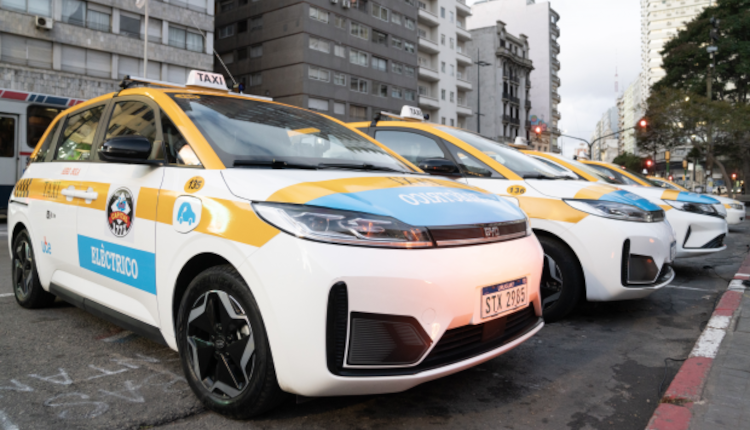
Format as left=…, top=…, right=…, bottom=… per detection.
left=612, top=152, right=645, bottom=172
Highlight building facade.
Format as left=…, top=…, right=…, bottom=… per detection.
left=214, top=0, right=420, bottom=123
left=0, top=0, right=214, bottom=99
left=466, top=22, right=536, bottom=148
left=590, top=106, right=619, bottom=162
left=416, top=0, right=473, bottom=128
left=640, top=0, right=711, bottom=99
left=618, top=76, right=645, bottom=155
left=468, top=0, right=561, bottom=151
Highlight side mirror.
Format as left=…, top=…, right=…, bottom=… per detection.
left=99, top=136, right=163, bottom=165
left=418, top=158, right=461, bottom=176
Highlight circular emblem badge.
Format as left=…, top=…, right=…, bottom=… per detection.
left=184, top=176, right=205, bottom=193
left=507, top=185, right=527, bottom=196
left=107, top=188, right=135, bottom=237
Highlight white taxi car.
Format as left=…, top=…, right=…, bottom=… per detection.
left=7, top=72, right=545, bottom=418
left=350, top=109, right=676, bottom=322
left=647, top=176, right=745, bottom=225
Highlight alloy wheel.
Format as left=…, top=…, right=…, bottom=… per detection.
left=186, top=290, right=255, bottom=399
left=541, top=253, right=564, bottom=310
left=13, top=238, right=34, bottom=300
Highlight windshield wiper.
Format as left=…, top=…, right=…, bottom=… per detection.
left=522, top=173, right=559, bottom=180
left=318, top=163, right=407, bottom=173
left=233, top=159, right=318, bottom=169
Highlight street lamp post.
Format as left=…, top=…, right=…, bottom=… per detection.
left=474, top=51, right=491, bottom=134
left=561, top=122, right=644, bottom=161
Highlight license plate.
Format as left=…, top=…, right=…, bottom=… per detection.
left=670, top=241, right=677, bottom=262
left=481, top=277, right=528, bottom=320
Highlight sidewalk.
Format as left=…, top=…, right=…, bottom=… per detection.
left=647, top=254, right=750, bottom=430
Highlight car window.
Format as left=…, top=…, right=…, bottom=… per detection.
left=0, top=117, right=15, bottom=158
left=436, top=126, right=558, bottom=179
left=161, top=115, right=202, bottom=166
left=55, top=105, right=106, bottom=161
left=533, top=156, right=582, bottom=177
left=546, top=155, right=619, bottom=185
left=585, top=164, right=642, bottom=186
left=105, top=101, right=158, bottom=144
left=168, top=93, right=414, bottom=172
left=444, top=142, right=503, bottom=178
left=33, top=119, right=63, bottom=163
left=374, top=130, right=447, bottom=165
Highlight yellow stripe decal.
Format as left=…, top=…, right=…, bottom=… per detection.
left=724, top=204, right=732, bottom=209
left=661, top=190, right=680, bottom=201
left=517, top=196, right=588, bottom=223
left=23, top=179, right=111, bottom=211
left=574, top=184, right=616, bottom=200
left=659, top=205, right=673, bottom=211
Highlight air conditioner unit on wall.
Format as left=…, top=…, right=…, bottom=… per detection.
left=35, top=16, right=53, bottom=30
left=342, top=0, right=351, bottom=8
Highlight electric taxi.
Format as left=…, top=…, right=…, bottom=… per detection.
left=8, top=72, right=545, bottom=418
left=523, top=152, right=728, bottom=257
left=350, top=109, right=676, bottom=323
left=647, top=176, right=745, bottom=225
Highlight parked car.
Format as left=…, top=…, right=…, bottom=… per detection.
left=648, top=176, right=745, bottom=225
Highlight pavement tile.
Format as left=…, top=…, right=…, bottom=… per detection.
left=703, top=404, right=742, bottom=428
left=721, top=352, right=750, bottom=372
left=727, top=331, right=750, bottom=348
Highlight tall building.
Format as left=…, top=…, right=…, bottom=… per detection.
left=416, top=0, right=473, bottom=128
left=214, top=0, right=420, bottom=123
left=468, top=0, right=561, bottom=150
left=465, top=21, right=536, bottom=149
left=640, top=0, right=712, bottom=98
left=590, top=106, right=619, bottom=162
left=618, top=76, right=645, bottom=155
left=0, top=0, right=215, bottom=99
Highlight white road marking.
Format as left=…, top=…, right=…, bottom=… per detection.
left=0, top=410, right=19, bottom=430
left=707, top=315, right=731, bottom=330
left=666, top=285, right=716, bottom=292
left=0, top=294, right=13, bottom=298
left=100, top=331, right=134, bottom=343
left=690, top=327, right=726, bottom=358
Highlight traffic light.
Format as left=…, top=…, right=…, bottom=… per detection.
left=669, top=175, right=674, bottom=181
left=646, top=159, right=653, bottom=168
left=732, top=173, right=737, bottom=180
left=639, top=119, right=648, bottom=129
left=710, top=17, right=720, bottom=42
left=534, top=126, right=542, bottom=140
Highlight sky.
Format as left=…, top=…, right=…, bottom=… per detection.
left=467, top=0, right=642, bottom=156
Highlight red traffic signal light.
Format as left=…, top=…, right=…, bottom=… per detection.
left=668, top=175, right=674, bottom=181
left=639, top=119, right=648, bottom=128
left=534, top=126, right=542, bottom=135
left=732, top=173, right=737, bottom=180
left=646, top=159, right=653, bottom=167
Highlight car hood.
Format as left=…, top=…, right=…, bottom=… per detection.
left=524, top=180, right=662, bottom=212
left=222, top=170, right=527, bottom=227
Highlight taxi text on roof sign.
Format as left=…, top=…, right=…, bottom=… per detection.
left=400, top=106, right=426, bottom=122
left=186, top=70, right=227, bottom=91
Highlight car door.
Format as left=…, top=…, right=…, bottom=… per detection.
left=74, top=97, right=164, bottom=329
left=0, top=114, right=18, bottom=209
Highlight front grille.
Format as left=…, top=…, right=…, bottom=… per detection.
left=701, top=234, right=726, bottom=249
left=347, top=313, right=431, bottom=365
left=429, top=220, right=527, bottom=247
left=332, top=305, right=541, bottom=377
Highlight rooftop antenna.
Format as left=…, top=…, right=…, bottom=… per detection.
left=189, top=15, right=238, bottom=90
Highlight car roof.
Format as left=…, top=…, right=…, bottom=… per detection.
left=581, top=160, right=652, bottom=187
left=521, top=150, right=602, bottom=182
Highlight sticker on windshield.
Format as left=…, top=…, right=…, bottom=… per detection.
left=507, top=185, right=526, bottom=196
left=107, top=187, right=135, bottom=238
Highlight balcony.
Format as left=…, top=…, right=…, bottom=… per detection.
left=456, top=78, right=472, bottom=91
left=456, top=52, right=472, bottom=67
left=552, top=58, right=560, bottom=70
left=456, top=0, right=472, bottom=17
left=457, top=104, right=473, bottom=117
left=504, top=75, right=520, bottom=84
left=419, top=95, right=440, bottom=110
left=552, top=92, right=561, bottom=103
left=552, top=109, right=561, bottom=120
left=551, top=24, right=560, bottom=38
left=456, top=23, right=472, bottom=41
left=552, top=75, right=561, bottom=86
left=551, top=40, right=560, bottom=53
left=418, top=4, right=440, bottom=27
left=418, top=65, right=440, bottom=82
left=525, top=100, right=531, bottom=109
left=418, top=36, right=440, bottom=54
left=503, top=115, right=520, bottom=125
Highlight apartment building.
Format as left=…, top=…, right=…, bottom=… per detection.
left=465, top=21, right=536, bottom=148
left=618, top=76, right=645, bottom=156
left=0, top=0, right=214, bottom=99
left=214, top=0, right=419, bottom=123
left=416, top=0, right=473, bottom=128
left=469, top=0, right=561, bottom=151
left=640, top=0, right=712, bottom=99
left=590, top=106, right=619, bottom=162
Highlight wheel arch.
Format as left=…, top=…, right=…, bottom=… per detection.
left=171, top=252, right=233, bottom=330
left=532, top=228, right=587, bottom=295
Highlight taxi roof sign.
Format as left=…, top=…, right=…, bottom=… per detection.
left=186, top=70, right=228, bottom=91
left=400, top=106, right=426, bottom=122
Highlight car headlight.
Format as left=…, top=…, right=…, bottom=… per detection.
left=665, top=200, right=721, bottom=217
left=730, top=202, right=744, bottom=211
left=564, top=199, right=664, bottom=223
left=253, top=202, right=434, bottom=248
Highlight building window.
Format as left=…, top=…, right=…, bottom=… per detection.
left=405, top=66, right=415, bottom=77
left=334, top=73, right=346, bottom=86
left=308, top=98, right=329, bottom=111
left=309, top=36, right=330, bottom=53
left=61, top=45, right=110, bottom=78
left=450, top=38, right=454, bottom=49
left=440, top=7, right=445, bottom=17
left=405, top=90, right=416, bottom=102
left=309, top=66, right=330, bottom=82
left=169, top=26, right=203, bottom=52
left=334, top=102, right=345, bottom=115
left=450, top=119, right=455, bottom=127
left=119, top=11, right=141, bottom=39
left=220, top=52, right=233, bottom=65
left=238, top=20, right=247, bottom=32
left=371, top=56, right=387, bottom=72
left=391, top=12, right=402, bottom=25
left=350, top=22, right=369, bottom=40
left=309, top=6, right=329, bottom=23
left=391, top=87, right=403, bottom=99
left=450, top=91, right=454, bottom=102
left=450, top=11, right=454, bottom=23
left=441, top=117, right=446, bottom=125
left=405, top=18, right=415, bottom=30
left=441, top=62, right=445, bottom=73
left=237, top=48, right=247, bottom=61
left=250, top=44, right=262, bottom=57
left=391, top=38, right=403, bottom=50
left=350, top=77, right=368, bottom=93
left=350, top=105, right=367, bottom=120
left=220, top=0, right=234, bottom=12
left=2, top=0, right=50, bottom=16
left=392, top=62, right=403, bottom=74
left=440, top=34, right=445, bottom=45
left=0, top=34, right=52, bottom=69
left=217, top=24, right=234, bottom=39
left=372, top=30, right=388, bottom=46
left=450, top=64, right=454, bottom=76
left=441, top=89, right=445, bottom=100
left=250, top=16, right=263, bottom=31
left=376, top=83, right=388, bottom=97
left=186, top=32, right=203, bottom=52
left=372, top=3, right=389, bottom=21
left=349, top=49, right=368, bottom=67
left=334, top=45, right=345, bottom=57
left=251, top=72, right=262, bottom=86
left=119, top=55, right=160, bottom=80
left=404, top=42, right=415, bottom=53
left=334, top=15, right=346, bottom=29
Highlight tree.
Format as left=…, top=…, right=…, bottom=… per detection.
left=612, top=153, right=645, bottom=172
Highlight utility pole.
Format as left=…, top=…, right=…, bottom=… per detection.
left=474, top=50, right=491, bottom=134
left=706, top=17, right=719, bottom=191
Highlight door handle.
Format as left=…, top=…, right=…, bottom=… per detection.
left=61, top=186, right=98, bottom=204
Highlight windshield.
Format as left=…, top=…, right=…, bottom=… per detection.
left=652, top=179, right=682, bottom=191
left=621, top=166, right=661, bottom=187
left=436, top=127, right=561, bottom=179
left=168, top=94, right=414, bottom=172
left=545, top=155, right=619, bottom=185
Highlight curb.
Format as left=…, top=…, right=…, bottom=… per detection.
left=645, top=256, right=749, bottom=430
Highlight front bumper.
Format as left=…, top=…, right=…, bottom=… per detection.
left=726, top=207, right=745, bottom=225
left=238, top=233, right=544, bottom=396
left=665, top=209, right=728, bottom=257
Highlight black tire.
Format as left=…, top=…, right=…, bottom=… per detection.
left=12, top=229, right=56, bottom=309
left=176, top=265, right=286, bottom=419
left=537, top=235, right=585, bottom=322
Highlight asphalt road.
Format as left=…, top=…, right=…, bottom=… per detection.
left=0, top=215, right=748, bottom=430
